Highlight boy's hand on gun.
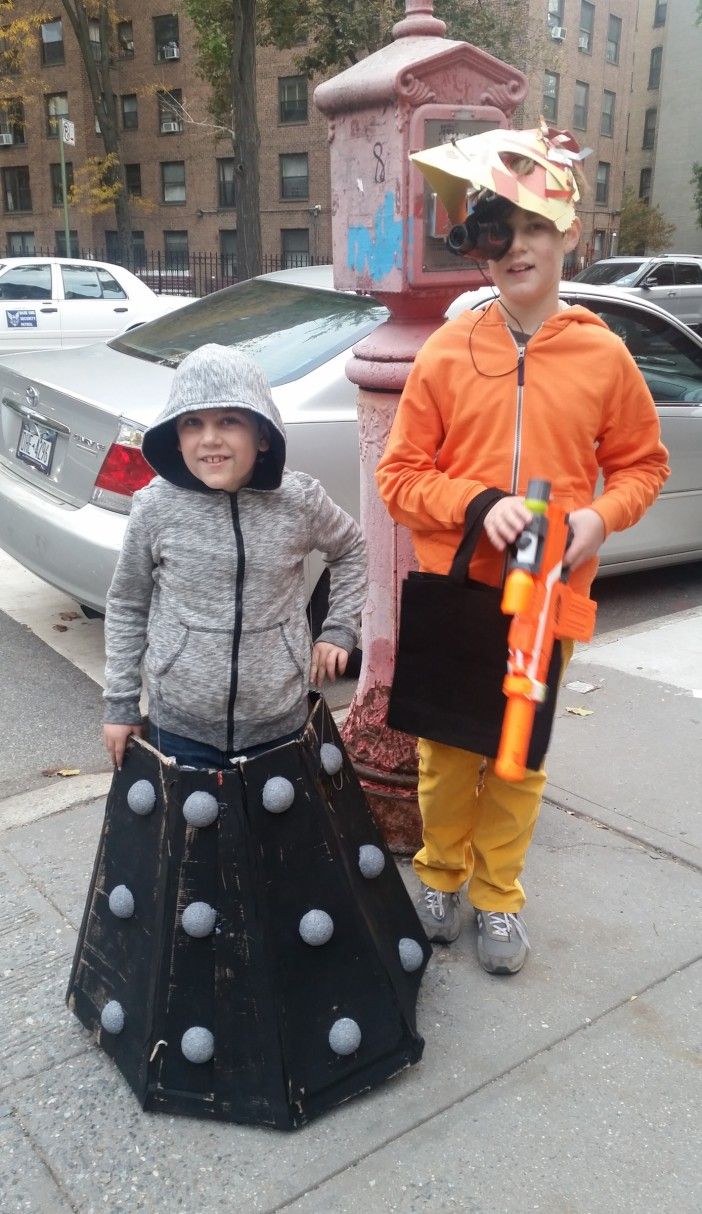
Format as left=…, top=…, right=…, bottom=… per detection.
left=103, top=723, right=142, bottom=770
left=310, top=641, right=348, bottom=687
left=562, top=507, right=606, bottom=571
left=484, top=496, right=533, bottom=550
left=485, top=499, right=605, bottom=571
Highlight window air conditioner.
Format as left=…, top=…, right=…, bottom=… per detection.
left=550, top=25, right=566, bottom=40
left=161, top=120, right=181, bottom=134
left=161, top=44, right=180, bottom=60
left=0, top=132, right=14, bottom=145
left=578, top=34, right=590, bottom=49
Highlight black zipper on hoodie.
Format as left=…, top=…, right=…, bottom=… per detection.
left=510, top=342, right=526, bottom=493
left=226, top=494, right=246, bottom=752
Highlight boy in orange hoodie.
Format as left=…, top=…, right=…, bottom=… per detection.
left=376, top=125, right=669, bottom=974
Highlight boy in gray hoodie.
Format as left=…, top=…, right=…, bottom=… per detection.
left=103, top=343, right=367, bottom=769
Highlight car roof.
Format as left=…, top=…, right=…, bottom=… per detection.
left=0, top=255, right=132, bottom=273
left=590, top=254, right=702, bottom=264
left=446, top=278, right=702, bottom=322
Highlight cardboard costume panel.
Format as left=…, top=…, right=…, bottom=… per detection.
left=67, top=696, right=429, bottom=1130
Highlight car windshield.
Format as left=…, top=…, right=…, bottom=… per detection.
left=109, top=279, right=388, bottom=384
left=572, top=261, right=644, bottom=286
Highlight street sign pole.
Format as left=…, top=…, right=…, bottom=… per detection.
left=58, top=118, right=75, bottom=256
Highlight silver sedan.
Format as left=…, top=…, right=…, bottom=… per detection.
left=0, top=269, right=700, bottom=615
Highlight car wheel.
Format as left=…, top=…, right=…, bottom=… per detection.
left=79, top=603, right=104, bottom=620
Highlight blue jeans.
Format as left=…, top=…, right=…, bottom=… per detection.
left=152, top=726, right=302, bottom=769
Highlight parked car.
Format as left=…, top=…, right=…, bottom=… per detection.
left=0, top=256, right=193, bottom=352
left=572, top=255, right=702, bottom=330
left=0, top=267, right=701, bottom=618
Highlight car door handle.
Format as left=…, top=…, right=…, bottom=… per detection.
left=113, top=306, right=129, bottom=312
left=40, top=307, right=58, bottom=313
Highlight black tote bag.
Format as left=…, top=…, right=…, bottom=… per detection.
left=387, top=489, right=562, bottom=771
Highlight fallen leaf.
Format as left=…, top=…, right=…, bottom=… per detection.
left=52, top=624, right=68, bottom=632
left=564, top=705, right=594, bottom=717
left=59, top=610, right=81, bottom=621
left=41, top=767, right=81, bottom=778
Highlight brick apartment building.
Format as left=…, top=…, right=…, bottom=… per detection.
left=0, top=1, right=690, bottom=273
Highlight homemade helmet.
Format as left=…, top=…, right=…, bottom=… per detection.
left=412, top=121, right=590, bottom=261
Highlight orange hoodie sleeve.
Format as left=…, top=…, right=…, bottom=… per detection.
left=375, top=345, right=489, bottom=532
left=590, top=344, right=670, bottom=537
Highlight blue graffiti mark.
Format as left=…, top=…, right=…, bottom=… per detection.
left=346, top=191, right=403, bottom=282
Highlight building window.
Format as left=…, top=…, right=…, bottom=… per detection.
left=601, top=90, right=615, bottom=138
left=164, top=230, right=188, bottom=269
left=7, top=231, right=35, bottom=254
left=643, top=108, right=657, bottom=150
left=2, top=165, right=32, bottom=212
left=653, top=1, right=667, bottom=28
left=579, top=1, right=594, bottom=54
left=220, top=229, right=237, bottom=275
left=106, top=229, right=146, bottom=265
left=639, top=167, right=652, bottom=203
left=543, top=72, right=559, bottom=123
left=46, top=93, right=69, bottom=138
left=595, top=162, right=610, bottom=206
left=50, top=161, right=74, bottom=206
left=648, top=46, right=662, bottom=90
left=279, top=76, right=308, bottom=124
left=280, top=153, right=308, bottom=200
left=282, top=228, right=309, bottom=268
left=217, top=158, right=236, bottom=208
left=89, top=18, right=101, bottom=62
left=121, top=95, right=138, bottom=131
left=573, top=81, right=589, bottom=131
left=161, top=161, right=185, bottom=203
left=117, top=20, right=134, bottom=58
left=125, top=163, right=142, bottom=197
left=54, top=229, right=79, bottom=257
left=41, top=18, right=65, bottom=66
left=606, top=14, right=622, bottom=64
left=158, top=90, right=183, bottom=134
left=0, top=29, right=21, bottom=76
left=154, top=15, right=179, bottom=62
left=547, top=0, right=564, bottom=24
left=0, top=99, right=26, bottom=147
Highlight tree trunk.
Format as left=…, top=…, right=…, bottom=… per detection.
left=61, top=1, right=133, bottom=262
left=231, top=0, right=262, bottom=279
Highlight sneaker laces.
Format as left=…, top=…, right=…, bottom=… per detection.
left=424, top=887, right=454, bottom=921
left=483, top=911, right=530, bottom=948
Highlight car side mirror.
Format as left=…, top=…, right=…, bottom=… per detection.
left=641, top=275, right=658, bottom=289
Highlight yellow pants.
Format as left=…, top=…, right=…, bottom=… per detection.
left=413, top=641, right=574, bottom=913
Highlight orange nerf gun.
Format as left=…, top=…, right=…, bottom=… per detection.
left=495, top=478, right=597, bottom=783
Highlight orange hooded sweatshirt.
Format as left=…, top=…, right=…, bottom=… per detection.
left=376, top=302, right=670, bottom=599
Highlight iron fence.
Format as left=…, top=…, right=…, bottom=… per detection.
left=14, top=248, right=333, bottom=296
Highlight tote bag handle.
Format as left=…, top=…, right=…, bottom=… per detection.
left=448, top=489, right=509, bottom=585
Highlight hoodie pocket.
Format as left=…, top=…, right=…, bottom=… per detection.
left=235, top=619, right=309, bottom=724
left=146, top=622, right=234, bottom=721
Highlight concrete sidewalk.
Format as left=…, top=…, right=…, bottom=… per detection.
left=1, top=611, right=701, bottom=1214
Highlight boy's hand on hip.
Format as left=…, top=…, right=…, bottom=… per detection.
left=564, top=508, right=606, bottom=571
left=103, top=722, right=142, bottom=770
left=310, top=641, right=348, bottom=687
left=483, top=496, right=533, bottom=551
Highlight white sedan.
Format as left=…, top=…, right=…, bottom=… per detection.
left=0, top=257, right=192, bottom=352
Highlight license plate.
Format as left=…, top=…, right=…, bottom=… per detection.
left=16, top=417, right=58, bottom=475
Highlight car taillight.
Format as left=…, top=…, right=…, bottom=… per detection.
left=91, top=423, right=155, bottom=514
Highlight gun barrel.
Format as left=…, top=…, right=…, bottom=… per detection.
left=495, top=694, right=536, bottom=782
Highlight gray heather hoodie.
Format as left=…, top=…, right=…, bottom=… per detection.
left=103, top=344, right=367, bottom=752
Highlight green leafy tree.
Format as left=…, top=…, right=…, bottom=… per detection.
left=691, top=163, right=702, bottom=231
left=60, top=2, right=133, bottom=260
left=617, top=188, right=675, bottom=255
left=184, top=0, right=261, bottom=279
left=258, top=0, right=526, bottom=76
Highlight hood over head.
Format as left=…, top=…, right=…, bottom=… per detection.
left=141, top=344, right=286, bottom=491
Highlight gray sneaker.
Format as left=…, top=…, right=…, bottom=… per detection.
left=476, top=910, right=530, bottom=975
left=415, top=884, right=462, bottom=944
